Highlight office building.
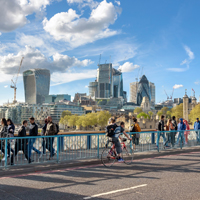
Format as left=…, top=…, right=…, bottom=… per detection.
left=130, top=82, right=138, bottom=104
left=45, top=94, right=71, bottom=103
left=137, top=75, right=151, bottom=106
left=23, top=69, right=50, bottom=104
left=149, top=82, right=155, bottom=106
left=88, top=81, right=98, bottom=98
left=113, top=68, right=123, bottom=98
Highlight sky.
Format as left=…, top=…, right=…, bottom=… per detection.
left=0, top=0, right=200, bottom=105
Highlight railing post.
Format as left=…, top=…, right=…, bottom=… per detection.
left=4, top=139, right=7, bottom=168
left=97, top=135, right=99, bottom=158
left=87, top=135, right=91, bottom=150
left=151, top=132, right=155, bottom=144
left=57, top=136, right=59, bottom=163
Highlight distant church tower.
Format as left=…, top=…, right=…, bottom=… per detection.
left=183, top=89, right=189, bottom=121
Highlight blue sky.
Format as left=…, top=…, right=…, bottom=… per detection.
left=0, top=0, right=200, bottom=105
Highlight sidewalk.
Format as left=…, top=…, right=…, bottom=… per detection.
left=0, top=146, right=199, bottom=178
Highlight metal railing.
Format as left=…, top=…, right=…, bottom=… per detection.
left=0, top=129, right=199, bottom=168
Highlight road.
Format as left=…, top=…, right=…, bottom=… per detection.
left=0, top=151, right=200, bottom=200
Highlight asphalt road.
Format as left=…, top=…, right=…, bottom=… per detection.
left=0, top=151, right=200, bottom=200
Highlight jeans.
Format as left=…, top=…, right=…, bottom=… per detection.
left=46, top=137, right=55, bottom=157
left=7, top=143, right=14, bottom=157
left=42, top=138, right=46, bottom=154
left=196, top=131, right=200, bottom=142
left=165, top=132, right=175, bottom=147
left=156, top=132, right=167, bottom=146
left=28, top=138, right=41, bottom=158
left=111, top=137, right=122, bottom=154
left=176, top=132, right=185, bottom=145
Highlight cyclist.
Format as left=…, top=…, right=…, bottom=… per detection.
left=111, top=122, right=132, bottom=162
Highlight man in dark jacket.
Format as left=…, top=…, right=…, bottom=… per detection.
left=45, top=116, right=57, bottom=159
left=10, top=120, right=31, bottom=165
left=28, top=117, right=42, bottom=160
left=156, top=115, right=169, bottom=149
left=171, top=116, right=177, bottom=147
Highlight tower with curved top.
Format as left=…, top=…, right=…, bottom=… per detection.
left=137, top=75, right=151, bottom=106
left=23, top=69, right=50, bottom=104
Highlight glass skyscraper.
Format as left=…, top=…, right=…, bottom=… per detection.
left=23, top=69, right=50, bottom=104
left=137, top=75, right=151, bottom=106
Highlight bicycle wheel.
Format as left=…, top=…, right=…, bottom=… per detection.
left=122, top=144, right=134, bottom=165
left=101, top=147, right=116, bottom=167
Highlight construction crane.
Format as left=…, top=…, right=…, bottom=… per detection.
left=164, top=89, right=169, bottom=100
left=170, top=88, right=174, bottom=100
left=10, top=57, right=24, bottom=103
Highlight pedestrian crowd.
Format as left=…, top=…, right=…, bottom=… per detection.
left=0, top=116, right=59, bottom=165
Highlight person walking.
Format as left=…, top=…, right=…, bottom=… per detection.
left=165, top=119, right=174, bottom=147
left=171, top=116, right=177, bottom=146
left=194, top=118, right=200, bottom=143
left=0, top=118, right=9, bottom=161
left=45, top=116, right=57, bottom=160
left=131, top=118, right=141, bottom=151
left=10, top=120, right=32, bottom=165
left=28, top=117, right=42, bottom=160
left=176, top=118, right=186, bottom=146
left=183, top=120, right=190, bottom=144
left=7, top=119, right=15, bottom=158
left=41, top=119, right=48, bottom=155
left=156, top=115, right=169, bottom=149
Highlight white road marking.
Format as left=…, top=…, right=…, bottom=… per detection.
left=83, top=184, right=147, bottom=199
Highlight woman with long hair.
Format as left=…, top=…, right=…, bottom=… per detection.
left=183, top=120, right=190, bottom=144
left=165, top=119, right=175, bottom=147
left=7, top=119, right=15, bottom=158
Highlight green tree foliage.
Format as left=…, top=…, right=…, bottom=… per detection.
left=148, top=111, right=153, bottom=117
left=134, top=107, right=143, bottom=114
left=157, top=111, right=163, bottom=118
left=189, top=104, right=200, bottom=124
left=61, top=110, right=72, bottom=118
left=171, top=103, right=183, bottom=119
left=160, top=107, right=169, bottom=115
left=137, top=112, right=150, bottom=119
left=166, top=111, right=171, bottom=119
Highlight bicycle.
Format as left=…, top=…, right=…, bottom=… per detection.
left=101, top=138, right=134, bottom=167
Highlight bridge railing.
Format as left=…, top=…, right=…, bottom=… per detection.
left=0, top=129, right=199, bottom=168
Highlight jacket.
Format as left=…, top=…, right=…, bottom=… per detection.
left=166, top=123, right=174, bottom=131
left=8, top=124, right=15, bottom=137
left=45, top=122, right=57, bottom=136
left=158, top=120, right=165, bottom=131
left=29, top=123, right=38, bottom=136
left=17, top=125, right=27, bottom=145
left=172, top=120, right=177, bottom=130
left=178, top=118, right=186, bottom=131
left=194, top=121, right=200, bottom=130
left=42, top=124, right=47, bottom=135
left=0, top=126, right=8, bottom=138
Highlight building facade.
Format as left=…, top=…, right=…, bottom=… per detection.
left=130, top=82, right=138, bottom=104
left=23, top=69, right=50, bottom=104
left=45, top=94, right=71, bottom=103
left=149, top=82, right=155, bottom=106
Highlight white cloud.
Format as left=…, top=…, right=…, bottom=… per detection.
left=51, top=70, right=97, bottom=86
left=0, top=46, right=93, bottom=75
left=0, top=32, right=1, bottom=36
left=0, top=0, right=55, bottom=32
left=194, top=81, right=200, bottom=85
left=118, top=62, right=140, bottom=72
left=43, top=0, right=121, bottom=47
left=168, top=45, right=194, bottom=72
left=85, top=85, right=88, bottom=88
left=4, top=85, right=8, bottom=88
left=115, top=0, right=120, bottom=6
left=173, top=84, right=183, bottom=89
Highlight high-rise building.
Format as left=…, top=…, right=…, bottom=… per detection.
left=113, top=68, right=123, bottom=98
left=45, top=94, right=71, bottom=103
left=23, top=69, right=50, bottom=104
left=149, top=82, right=155, bottom=106
left=97, top=63, right=113, bottom=98
left=137, top=75, right=151, bottom=106
left=130, top=82, right=138, bottom=104
left=88, top=81, right=98, bottom=98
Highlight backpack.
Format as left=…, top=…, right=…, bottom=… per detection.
left=129, top=124, right=136, bottom=133
left=106, top=124, right=118, bottom=137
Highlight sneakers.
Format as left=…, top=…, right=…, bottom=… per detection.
left=165, top=145, right=170, bottom=148
left=2, top=155, right=9, bottom=161
left=117, top=158, right=124, bottom=163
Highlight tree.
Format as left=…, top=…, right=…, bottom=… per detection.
left=171, top=103, right=183, bottom=119
left=161, top=107, right=169, bottom=115
left=134, top=107, right=143, bottom=114
left=157, top=111, right=163, bottom=118
left=97, top=111, right=111, bottom=128
left=61, top=110, right=72, bottom=118
left=166, top=111, right=171, bottom=119
left=189, top=104, right=200, bottom=124
left=68, top=115, right=78, bottom=127
left=137, top=112, right=149, bottom=119
left=148, top=111, right=153, bottom=117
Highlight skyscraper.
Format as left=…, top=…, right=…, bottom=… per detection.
left=137, top=75, right=151, bottom=106
left=130, top=82, right=138, bottom=104
left=23, top=69, right=50, bottom=104
left=149, top=82, right=155, bottom=106
left=113, top=68, right=123, bottom=98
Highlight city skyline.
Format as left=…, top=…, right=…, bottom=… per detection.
left=0, top=0, right=200, bottom=105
